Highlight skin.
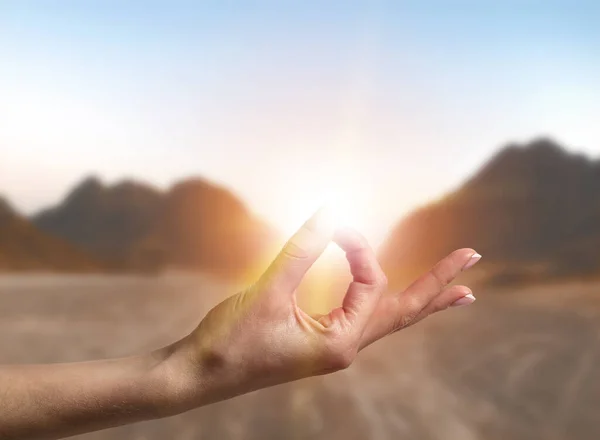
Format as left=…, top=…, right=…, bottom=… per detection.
left=0, top=208, right=480, bottom=440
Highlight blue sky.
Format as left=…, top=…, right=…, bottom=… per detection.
left=2, top=1, right=600, bottom=242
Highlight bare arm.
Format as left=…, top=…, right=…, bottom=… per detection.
left=0, top=209, right=479, bottom=439
left=0, top=352, right=178, bottom=439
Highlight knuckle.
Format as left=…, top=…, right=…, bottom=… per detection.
left=377, top=271, right=388, bottom=288
left=432, top=300, right=447, bottom=313
left=429, top=265, right=450, bottom=290
left=323, top=340, right=357, bottom=371
left=396, top=311, right=418, bottom=330
left=431, top=249, right=468, bottom=287
left=394, top=296, right=422, bottom=329
left=357, top=262, right=387, bottom=288
left=282, top=240, right=309, bottom=260
left=403, top=295, right=424, bottom=316
left=331, top=349, right=356, bottom=370
left=447, top=249, right=467, bottom=273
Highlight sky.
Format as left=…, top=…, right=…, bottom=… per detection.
left=2, top=1, right=600, bottom=245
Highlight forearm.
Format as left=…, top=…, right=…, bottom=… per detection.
left=0, top=347, right=188, bottom=440
left=0, top=215, right=478, bottom=440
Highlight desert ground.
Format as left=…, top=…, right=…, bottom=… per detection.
left=1, top=274, right=599, bottom=440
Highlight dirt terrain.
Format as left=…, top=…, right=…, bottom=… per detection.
left=0, top=275, right=599, bottom=440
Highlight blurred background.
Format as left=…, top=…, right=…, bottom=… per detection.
left=2, top=1, right=600, bottom=439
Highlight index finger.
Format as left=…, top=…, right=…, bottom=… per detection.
left=333, top=227, right=387, bottom=331
left=259, top=207, right=336, bottom=293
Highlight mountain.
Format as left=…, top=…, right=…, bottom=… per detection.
left=33, top=177, right=278, bottom=277
left=34, top=177, right=163, bottom=269
left=140, top=178, right=277, bottom=277
left=378, top=138, right=600, bottom=286
left=0, top=195, right=100, bottom=272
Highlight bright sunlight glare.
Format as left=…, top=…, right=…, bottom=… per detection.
left=279, top=180, right=370, bottom=235
left=275, top=166, right=384, bottom=258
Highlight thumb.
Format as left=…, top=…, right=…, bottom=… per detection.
left=260, top=207, right=336, bottom=293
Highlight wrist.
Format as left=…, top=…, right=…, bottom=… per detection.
left=148, top=337, right=220, bottom=416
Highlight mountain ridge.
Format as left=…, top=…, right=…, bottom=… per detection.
left=0, top=194, right=101, bottom=272
left=2, top=137, right=598, bottom=283
left=32, top=175, right=278, bottom=277
left=378, top=138, right=600, bottom=286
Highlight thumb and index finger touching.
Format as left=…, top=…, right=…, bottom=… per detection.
left=260, top=207, right=385, bottom=333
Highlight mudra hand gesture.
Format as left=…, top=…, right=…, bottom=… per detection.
left=0, top=208, right=479, bottom=440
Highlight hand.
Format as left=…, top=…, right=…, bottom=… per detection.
left=0, top=209, right=480, bottom=439
left=164, top=208, right=480, bottom=410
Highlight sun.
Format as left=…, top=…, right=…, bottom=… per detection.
left=276, top=172, right=376, bottom=244
left=258, top=164, right=388, bottom=314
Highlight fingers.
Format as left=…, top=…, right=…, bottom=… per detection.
left=260, top=207, right=336, bottom=293
left=333, top=227, right=387, bottom=330
left=393, top=248, right=480, bottom=326
left=408, top=285, right=475, bottom=327
left=335, top=227, right=385, bottom=286
left=359, top=249, right=480, bottom=349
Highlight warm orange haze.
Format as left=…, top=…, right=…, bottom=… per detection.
left=2, top=138, right=599, bottom=288
left=3, top=138, right=600, bottom=440
left=2, top=1, right=600, bottom=439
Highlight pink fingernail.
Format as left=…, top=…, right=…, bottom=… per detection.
left=450, top=293, right=476, bottom=307
left=462, top=253, right=482, bottom=271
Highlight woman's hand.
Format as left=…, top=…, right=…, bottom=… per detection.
left=165, top=208, right=480, bottom=411
left=0, top=209, right=479, bottom=439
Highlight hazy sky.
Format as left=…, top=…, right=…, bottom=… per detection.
left=2, top=1, right=600, bottom=244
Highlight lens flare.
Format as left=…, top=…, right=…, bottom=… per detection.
left=280, top=182, right=368, bottom=234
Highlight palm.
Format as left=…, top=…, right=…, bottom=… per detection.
left=187, top=210, right=478, bottom=395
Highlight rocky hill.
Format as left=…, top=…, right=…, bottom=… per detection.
left=0, top=196, right=100, bottom=272
left=33, top=177, right=278, bottom=277
left=378, top=139, right=600, bottom=286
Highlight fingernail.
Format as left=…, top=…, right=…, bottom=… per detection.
left=462, top=253, right=482, bottom=271
left=450, top=293, right=476, bottom=307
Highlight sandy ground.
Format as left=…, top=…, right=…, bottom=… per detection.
left=1, top=274, right=599, bottom=440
